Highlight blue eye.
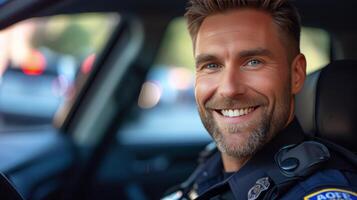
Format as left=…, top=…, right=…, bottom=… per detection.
left=246, top=59, right=262, bottom=66
left=202, top=63, right=221, bottom=70
left=205, top=63, right=220, bottom=69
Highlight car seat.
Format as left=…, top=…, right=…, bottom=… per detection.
left=295, top=59, right=357, bottom=153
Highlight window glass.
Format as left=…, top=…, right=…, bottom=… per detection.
left=0, top=13, right=119, bottom=131
left=119, top=18, right=331, bottom=143
left=301, top=27, right=330, bottom=73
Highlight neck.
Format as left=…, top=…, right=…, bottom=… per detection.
left=221, top=153, right=251, bottom=172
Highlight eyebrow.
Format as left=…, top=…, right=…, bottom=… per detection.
left=195, top=54, right=218, bottom=67
left=195, top=48, right=274, bottom=67
left=238, top=48, right=273, bottom=58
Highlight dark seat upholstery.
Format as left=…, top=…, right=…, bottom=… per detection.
left=295, top=60, right=357, bottom=153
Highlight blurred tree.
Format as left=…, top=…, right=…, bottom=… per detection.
left=32, top=13, right=118, bottom=59
left=155, top=18, right=195, bottom=70
left=47, top=22, right=91, bottom=58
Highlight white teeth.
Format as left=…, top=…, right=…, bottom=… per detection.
left=233, top=110, right=238, bottom=116
left=229, top=110, right=233, bottom=116
left=221, top=107, right=255, bottom=117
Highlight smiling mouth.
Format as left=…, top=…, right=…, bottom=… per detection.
left=217, top=106, right=259, bottom=118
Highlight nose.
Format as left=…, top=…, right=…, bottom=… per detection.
left=218, top=66, right=247, bottom=98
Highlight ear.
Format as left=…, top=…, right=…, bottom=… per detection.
left=291, top=53, right=306, bottom=94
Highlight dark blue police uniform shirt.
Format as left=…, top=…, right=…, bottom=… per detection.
left=193, top=119, right=357, bottom=200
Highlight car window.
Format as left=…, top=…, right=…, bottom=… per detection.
left=118, top=17, right=331, bottom=144
left=0, top=13, right=119, bottom=131
left=301, top=27, right=330, bottom=74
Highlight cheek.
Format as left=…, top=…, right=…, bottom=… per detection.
left=246, top=69, right=290, bottom=102
left=195, top=75, right=218, bottom=105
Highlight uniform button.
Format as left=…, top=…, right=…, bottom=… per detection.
left=281, top=157, right=299, bottom=171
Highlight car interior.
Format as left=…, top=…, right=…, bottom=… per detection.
left=0, top=0, right=356, bottom=200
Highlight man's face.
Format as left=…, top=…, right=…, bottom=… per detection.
left=194, top=9, right=304, bottom=158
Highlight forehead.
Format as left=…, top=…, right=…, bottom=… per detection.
left=195, top=9, right=283, bottom=56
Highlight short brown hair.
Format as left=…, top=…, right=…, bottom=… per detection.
left=185, top=0, right=301, bottom=58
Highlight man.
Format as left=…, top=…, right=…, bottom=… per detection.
left=163, top=0, right=357, bottom=199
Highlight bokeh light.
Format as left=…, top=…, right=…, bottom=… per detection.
left=138, top=81, right=162, bottom=109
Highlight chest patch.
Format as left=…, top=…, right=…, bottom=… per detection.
left=247, top=177, right=270, bottom=200
left=304, top=188, right=357, bottom=200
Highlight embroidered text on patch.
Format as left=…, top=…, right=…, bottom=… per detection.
left=304, top=188, right=357, bottom=200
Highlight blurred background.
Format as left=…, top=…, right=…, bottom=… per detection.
left=0, top=13, right=118, bottom=130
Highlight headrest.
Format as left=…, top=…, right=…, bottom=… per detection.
left=296, top=60, right=357, bottom=152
